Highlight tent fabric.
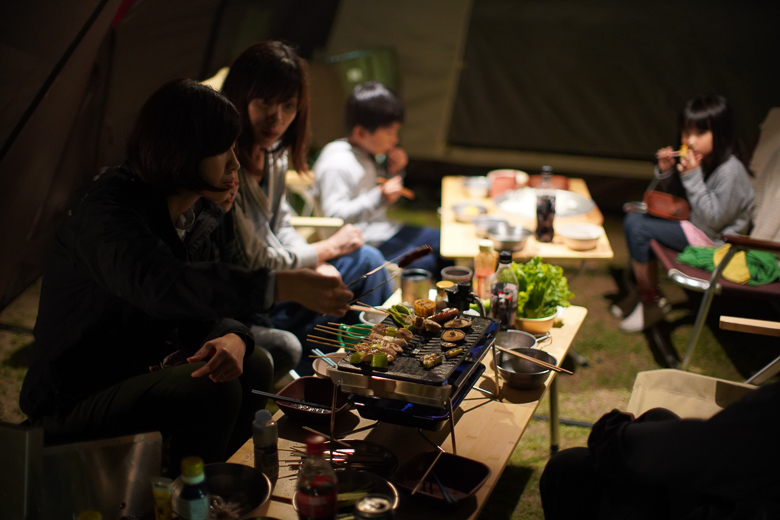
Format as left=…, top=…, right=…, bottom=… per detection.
left=448, top=0, right=780, bottom=161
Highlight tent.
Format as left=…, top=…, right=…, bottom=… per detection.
left=2, top=0, right=780, bottom=312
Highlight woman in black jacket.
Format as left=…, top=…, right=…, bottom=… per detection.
left=19, top=78, right=352, bottom=473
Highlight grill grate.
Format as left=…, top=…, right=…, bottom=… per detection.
left=336, top=315, right=494, bottom=385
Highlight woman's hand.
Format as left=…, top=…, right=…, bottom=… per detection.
left=188, top=333, right=245, bottom=382
left=380, top=175, right=404, bottom=204
left=656, top=146, right=676, bottom=173
left=314, top=224, right=364, bottom=261
left=276, top=269, right=352, bottom=316
left=386, top=147, right=408, bottom=175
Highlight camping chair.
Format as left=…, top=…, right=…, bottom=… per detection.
left=650, top=235, right=780, bottom=377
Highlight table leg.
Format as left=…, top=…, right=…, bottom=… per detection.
left=549, top=376, right=560, bottom=455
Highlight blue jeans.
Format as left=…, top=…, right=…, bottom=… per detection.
left=378, top=225, right=442, bottom=275
left=624, top=212, right=688, bottom=263
left=270, top=245, right=394, bottom=375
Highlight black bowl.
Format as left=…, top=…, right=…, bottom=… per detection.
left=172, top=463, right=271, bottom=519
left=276, top=376, right=351, bottom=425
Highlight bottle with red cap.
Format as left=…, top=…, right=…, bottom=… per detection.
left=295, top=434, right=338, bottom=520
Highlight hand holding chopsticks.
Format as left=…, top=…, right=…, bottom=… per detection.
left=378, top=177, right=415, bottom=199
left=495, top=345, right=573, bottom=375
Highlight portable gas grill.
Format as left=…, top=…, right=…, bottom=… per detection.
left=329, top=315, right=499, bottom=430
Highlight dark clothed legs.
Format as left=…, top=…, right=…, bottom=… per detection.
left=38, top=349, right=272, bottom=475
left=624, top=212, right=688, bottom=264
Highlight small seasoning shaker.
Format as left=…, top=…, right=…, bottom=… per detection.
left=435, top=280, right=454, bottom=311
left=253, top=409, right=279, bottom=487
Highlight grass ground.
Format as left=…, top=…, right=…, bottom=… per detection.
left=0, top=197, right=775, bottom=519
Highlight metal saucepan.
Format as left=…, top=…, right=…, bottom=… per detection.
left=494, top=330, right=557, bottom=389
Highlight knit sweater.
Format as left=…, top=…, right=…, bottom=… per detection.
left=656, top=155, right=754, bottom=244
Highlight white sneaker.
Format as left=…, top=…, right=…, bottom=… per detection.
left=619, top=301, right=666, bottom=332
left=612, top=297, right=670, bottom=319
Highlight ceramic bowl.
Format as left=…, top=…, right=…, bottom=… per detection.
left=463, top=176, right=490, bottom=198
left=557, top=223, right=603, bottom=251
left=312, top=352, right=348, bottom=379
left=515, top=312, right=557, bottom=334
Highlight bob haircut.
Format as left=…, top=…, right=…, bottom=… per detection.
left=345, top=81, right=405, bottom=133
left=126, top=78, right=240, bottom=195
left=677, top=94, right=739, bottom=177
left=220, top=41, right=311, bottom=173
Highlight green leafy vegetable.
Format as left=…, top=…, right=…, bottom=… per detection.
left=511, top=257, right=574, bottom=319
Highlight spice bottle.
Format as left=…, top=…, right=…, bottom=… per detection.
left=178, top=456, right=211, bottom=520
left=535, top=165, right=556, bottom=242
left=473, top=239, right=496, bottom=301
left=295, top=434, right=338, bottom=520
left=435, top=280, right=454, bottom=311
left=253, top=409, right=279, bottom=487
left=490, top=251, right=519, bottom=330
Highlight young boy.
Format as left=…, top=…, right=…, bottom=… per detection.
left=313, top=81, right=441, bottom=274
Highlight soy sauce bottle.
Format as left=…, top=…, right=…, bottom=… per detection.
left=490, top=251, right=519, bottom=330
left=536, top=165, right=556, bottom=242
left=295, top=434, right=337, bottom=520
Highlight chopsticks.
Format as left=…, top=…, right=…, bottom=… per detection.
left=495, top=346, right=573, bottom=375
left=378, top=177, right=415, bottom=199
left=251, top=389, right=332, bottom=411
left=349, top=305, right=388, bottom=314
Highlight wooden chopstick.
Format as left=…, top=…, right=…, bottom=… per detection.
left=377, top=177, right=415, bottom=199
left=495, top=346, right=573, bottom=375
left=349, top=305, right=388, bottom=314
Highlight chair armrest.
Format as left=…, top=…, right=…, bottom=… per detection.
left=719, top=316, right=780, bottom=337
left=722, top=234, right=780, bottom=253
left=289, top=216, right=344, bottom=228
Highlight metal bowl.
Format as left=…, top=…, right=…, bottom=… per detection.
left=496, top=347, right=558, bottom=390
left=172, top=463, right=271, bottom=519
left=471, top=215, right=508, bottom=238
left=488, top=223, right=533, bottom=252
left=495, top=329, right=538, bottom=350
left=452, top=202, right=488, bottom=223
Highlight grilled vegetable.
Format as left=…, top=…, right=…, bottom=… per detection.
left=413, top=298, right=436, bottom=318
left=441, top=329, right=466, bottom=342
left=440, top=341, right=457, bottom=350
left=371, top=352, right=388, bottom=368
left=421, top=353, right=442, bottom=369
left=349, top=352, right=363, bottom=364
left=444, top=318, right=472, bottom=329
left=445, top=347, right=464, bottom=359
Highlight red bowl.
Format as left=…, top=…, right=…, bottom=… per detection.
left=276, top=376, right=350, bottom=424
left=393, top=450, right=491, bottom=507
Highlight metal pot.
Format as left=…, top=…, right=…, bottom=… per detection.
left=494, top=330, right=557, bottom=389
